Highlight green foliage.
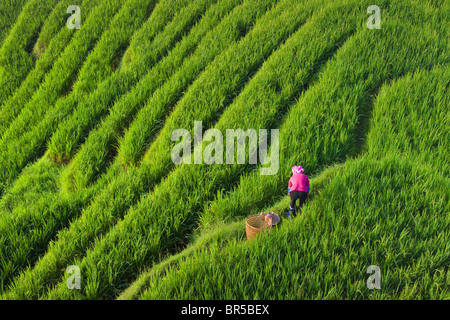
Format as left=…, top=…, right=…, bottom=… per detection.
left=47, top=0, right=215, bottom=162
left=0, top=0, right=193, bottom=194
left=116, top=0, right=275, bottom=168
left=366, top=66, right=450, bottom=175
left=0, top=0, right=271, bottom=298
left=63, top=0, right=249, bottom=191
left=0, top=0, right=448, bottom=301
left=39, top=0, right=365, bottom=299
left=200, top=0, right=449, bottom=227
left=0, top=0, right=103, bottom=136
left=0, top=0, right=127, bottom=194
left=3, top=0, right=322, bottom=299
left=0, top=0, right=192, bottom=287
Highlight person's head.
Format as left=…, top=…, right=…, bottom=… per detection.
left=292, top=166, right=304, bottom=175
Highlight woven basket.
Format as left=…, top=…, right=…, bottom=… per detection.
left=246, top=214, right=270, bottom=241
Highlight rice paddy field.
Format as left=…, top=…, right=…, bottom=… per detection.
left=0, top=0, right=448, bottom=300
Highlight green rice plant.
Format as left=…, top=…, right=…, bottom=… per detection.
left=0, top=152, right=124, bottom=292
left=0, top=0, right=60, bottom=105
left=117, top=165, right=341, bottom=300
left=198, top=0, right=449, bottom=228
left=116, top=0, right=273, bottom=168
left=0, top=0, right=108, bottom=135
left=119, top=0, right=321, bottom=191
left=38, top=0, right=365, bottom=299
left=47, top=0, right=218, bottom=162
left=32, top=0, right=88, bottom=60
left=1, top=1, right=128, bottom=162
left=0, top=0, right=29, bottom=45
left=121, top=61, right=450, bottom=301
left=0, top=156, right=87, bottom=290
left=0, top=0, right=251, bottom=296
left=0, top=0, right=170, bottom=280
left=0, top=0, right=243, bottom=290
left=0, top=0, right=128, bottom=192
left=1, top=0, right=321, bottom=299
left=72, top=0, right=160, bottom=94
left=134, top=156, right=449, bottom=299
left=0, top=0, right=448, bottom=301
left=118, top=219, right=247, bottom=300
left=366, top=66, right=450, bottom=175
left=65, top=0, right=275, bottom=190
left=0, top=1, right=213, bottom=280
left=0, top=0, right=196, bottom=194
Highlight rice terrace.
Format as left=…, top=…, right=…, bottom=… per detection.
left=0, top=0, right=448, bottom=303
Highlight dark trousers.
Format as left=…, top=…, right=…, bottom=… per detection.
left=290, top=191, right=308, bottom=211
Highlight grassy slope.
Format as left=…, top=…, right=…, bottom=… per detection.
left=0, top=0, right=128, bottom=194
left=0, top=0, right=202, bottom=196
left=58, top=0, right=251, bottom=191
left=46, top=0, right=217, bottom=162
left=43, top=0, right=336, bottom=300
left=121, top=66, right=449, bottom=299
left=3, top=0, right=313, bottom=299
left=366, top=68, right=450, bottom=175
left=117, top=164, right=341, bottom=300
left=0, top=0, right=260, bottom=298
left=132, top=155, right=449, bottom=299
left=118, top=3, right=450, bottom=299
left=0, top=0, right=29, bottom=45
left=198, top=0, right=448, bottom=229
left=0, top=0, right=448, bottom=300
left=0, top=0, right=61, bottom=104
left=0, top=0, right=199, bottom=290
left=0, top=0, right=103, bottom=135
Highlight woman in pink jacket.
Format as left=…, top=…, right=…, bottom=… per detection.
left=288, top=166, right=310, bottom=217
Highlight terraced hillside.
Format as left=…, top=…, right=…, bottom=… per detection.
left=0, top=0, right=448, bottom=300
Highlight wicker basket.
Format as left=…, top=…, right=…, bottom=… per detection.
left=245, top=214, right=270, bottom=241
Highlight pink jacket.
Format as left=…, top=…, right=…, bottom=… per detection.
left=289, top=173, right=310, bottom=194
